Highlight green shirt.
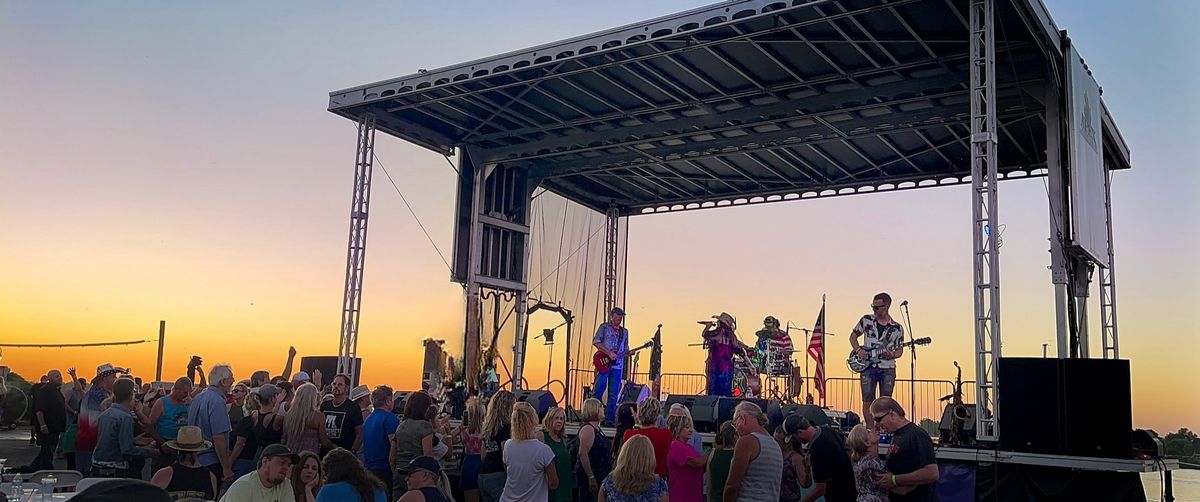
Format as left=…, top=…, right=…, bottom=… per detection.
left=543, top=431, right=575, bottom=502
left=708, top=448, right=734, bottom=502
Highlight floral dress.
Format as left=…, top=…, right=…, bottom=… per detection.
left=602, top=476, right=668, bottom=502
left=853, top=455, right=890, bottom=502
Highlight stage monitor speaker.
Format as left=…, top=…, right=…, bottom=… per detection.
left=299, top=356, right=362, bottom=387
left=769, top=403, right=833, bottom=432
left=620, top=383, right=650, bottom=404
left=665, top=395, right=719, bottom=432
left=716, top=397, right=767, bottom=428
left=998, top=358, right=1063, bottom=454
left=513, top=390, right=557, bottom=419
left=1061, top=358, right=1132, bottom=459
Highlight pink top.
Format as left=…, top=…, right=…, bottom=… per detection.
left=667, top=439, right=704, bottom=502
left=458, top=427, right=484, bottom=455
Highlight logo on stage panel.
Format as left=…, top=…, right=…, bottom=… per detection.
left=1081, top=92, right=1098, bottom=152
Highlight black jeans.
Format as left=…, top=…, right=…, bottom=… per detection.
left=33, top=432, right=60, bottom=470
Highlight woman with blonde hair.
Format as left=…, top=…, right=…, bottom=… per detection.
left=284, top=383, right=331, bottom=455
left=478, top=390, right=515, bottom=502
left=666, top=414, right=707, bottom=502
left=620, top=397, right=671, bottom=478
left=575, top=398, right=613, bottom=502
left=457, top=397, right=487, bottom=502
left=541, top=406, right=574, bottom=502
left=845, top=424, right=888, bottom=502
left=599, top=435, right=668, bottom=502
left=500, top=402, right=557, bottom=502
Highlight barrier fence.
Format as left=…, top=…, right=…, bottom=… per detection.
left=565, top=368, right=975, bottom=427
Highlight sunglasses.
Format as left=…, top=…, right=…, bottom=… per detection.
left=870, top=304, right=887, bottom=309
left=872, top=410, right=892, bottom=423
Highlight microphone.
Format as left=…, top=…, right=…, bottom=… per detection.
left=900, top=300, right=909, bottom=307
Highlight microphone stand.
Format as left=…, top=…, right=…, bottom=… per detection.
left=900, top=302, right=917, bottom=415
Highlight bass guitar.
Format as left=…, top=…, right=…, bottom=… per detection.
left=593, top=340, right=653, bottom=373
left=846, top=337, right=931, bottom=373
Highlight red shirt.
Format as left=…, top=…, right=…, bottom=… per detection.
left=624, top=426, right=673, bottom=479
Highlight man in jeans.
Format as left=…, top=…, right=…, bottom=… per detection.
left=188, top=364, right=234, bottom=486
left=32, top=369, right=67, bottom=471
left=591, top=307, right=629, bottom=425
left=91, top=378, right=154, bottom=477
left=849, top=292, right=904, bottom=431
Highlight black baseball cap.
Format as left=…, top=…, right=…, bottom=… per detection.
left=261, top=443, right=300, bottom=463
left=610, top=307, right=625, bottom=315
left=398, top=456, right=442, bottom=476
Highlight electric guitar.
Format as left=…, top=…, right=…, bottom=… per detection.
left=593, top=340, right=653, bottom=373
left=846, top=337, right=931, bottom=373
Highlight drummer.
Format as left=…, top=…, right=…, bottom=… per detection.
left=753, top=315, right=794, bottom=375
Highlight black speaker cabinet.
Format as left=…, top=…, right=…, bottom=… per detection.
left=769, top=403, right=834, bottom=432
left=620, top=383, right=650, bottom=404
left=998, top=358, right=1063, bottom=454
left=717, top=397, right=768, bottom=428
left=938, top=403, right=976, bottom=446
left=998, top=357, right=1133, bottom=459
left=299, top=356, right=362, bottom=387
left=664, top=395, right=720, bottom=432
left=1062, top=358, right=1132, bottom=459
left=513, top=390, right=557, bottom=419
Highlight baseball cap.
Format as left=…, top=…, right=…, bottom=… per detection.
left=260, top=443, right=300, bottom=464
left=254, top=383, right=281, bottom=403
left=610, top=307, right=625, bottom=316
left=293, top=371, right=311, bottom=383
left=398, top=456, right=442, bottom=476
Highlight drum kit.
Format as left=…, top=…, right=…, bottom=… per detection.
left=732, top=345, right=804, bottom=402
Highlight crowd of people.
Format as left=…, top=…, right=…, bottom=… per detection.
left=18, top=347, right=937, bottom=502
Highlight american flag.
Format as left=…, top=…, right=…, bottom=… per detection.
left=807, top=302, right=827, bottom=401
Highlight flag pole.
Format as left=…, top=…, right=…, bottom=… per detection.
left=820, top=293, right=826, bottom=407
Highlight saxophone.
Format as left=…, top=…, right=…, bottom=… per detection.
left=939, top=361, right=970, bottom=446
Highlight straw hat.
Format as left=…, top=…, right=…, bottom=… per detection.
left=165, top=425, right=212, bottom=452
left=713, top=312, right=736, bottom=329
left=96, top=363, right=126, bottom=379
left=349, top=385, right=371, bottom=402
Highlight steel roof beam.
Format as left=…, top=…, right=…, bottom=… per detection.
left=370, top=1, right=918, bottom=115
left=488, top=72, right=975, bottom=162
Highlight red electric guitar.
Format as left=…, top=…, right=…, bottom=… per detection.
left=593, top=341, right=653, bottom=373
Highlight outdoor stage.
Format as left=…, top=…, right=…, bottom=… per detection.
left=325, top=0, right=1174, bottom=499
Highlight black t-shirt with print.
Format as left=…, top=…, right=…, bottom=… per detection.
left=809, top=425, right=858, bottom=502
left=481, top=424, right=512, bottom=474
left=885, top=422, right=937, bottom=502
left=320, top=398, right=364, bottom=451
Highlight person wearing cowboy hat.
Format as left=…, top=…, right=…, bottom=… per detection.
left=349, top=385, right=372, bottom=422
left=149, top=425, right=220, bottom=500
left=74, top=362, right=127, bottom=475
left=701, top=312, right=750, bottom=397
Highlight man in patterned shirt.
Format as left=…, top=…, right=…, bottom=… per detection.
left=849, top=293, right=904, bottom=431
left=592, top=307, right=630, bottom=425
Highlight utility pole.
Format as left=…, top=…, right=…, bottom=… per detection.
left=156, top=320, right=166, bottom=381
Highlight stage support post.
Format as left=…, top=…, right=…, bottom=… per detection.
left=513, top=291, right=529, bottom=390
left=969, top=0, right=1001, bottom=443
left=1044, top=84, right=1072, bottom=359
left=337, top=114, right=376, bottom=382
left=1098, top=170, right=1120, bottom=359
left=603, top=206, right=620, bottom=316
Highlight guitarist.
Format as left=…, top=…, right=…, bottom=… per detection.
left=592, top=307, right=630, bottom=425
left=850, top=293, right=905, bottom=431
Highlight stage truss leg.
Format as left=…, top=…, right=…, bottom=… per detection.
left=603, top=206, right=620, bottom=315
left=337, top=114, right=377, bottom=380
left=969, top=0, right=1001, bottom=442
left=1099, top=171, right=1120, bottom=359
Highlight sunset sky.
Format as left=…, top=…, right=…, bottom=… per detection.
left=2, top=1, right=1197, bottom=433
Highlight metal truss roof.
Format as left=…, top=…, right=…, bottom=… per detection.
left=329, top=0, right=1131, bottom=215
